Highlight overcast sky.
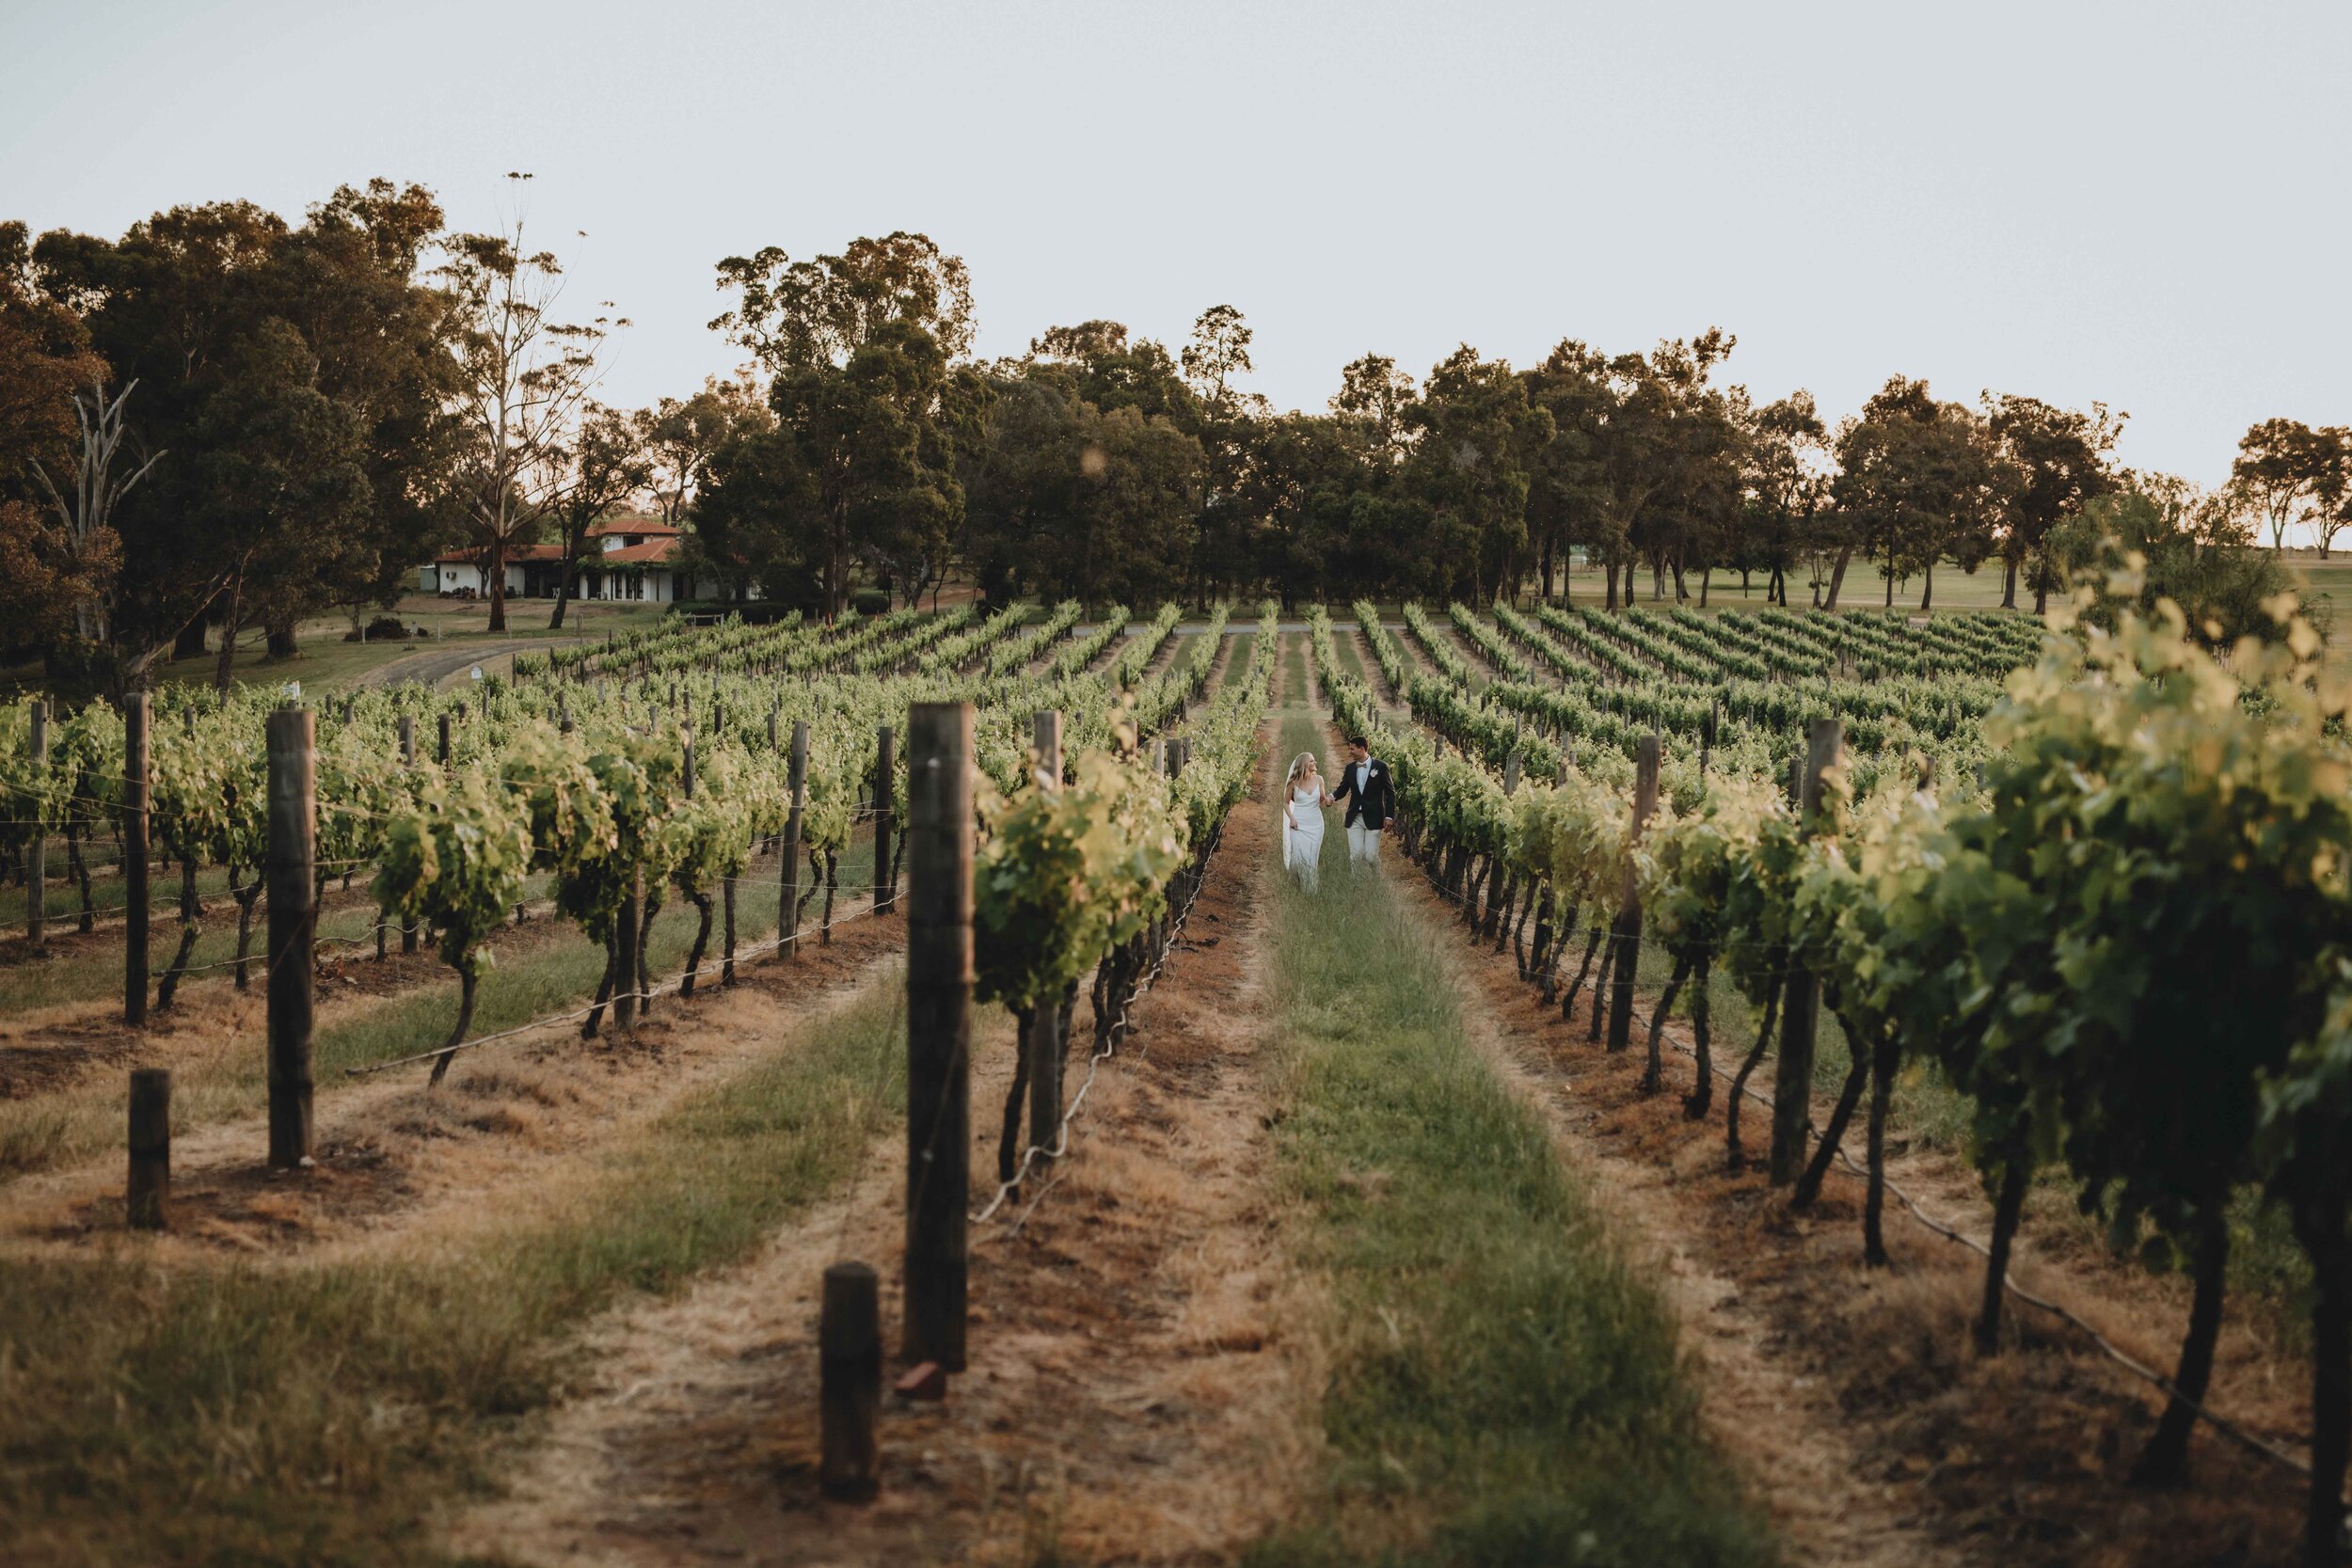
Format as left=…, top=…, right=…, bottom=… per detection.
left=8, top=1, right=2346, bottom=512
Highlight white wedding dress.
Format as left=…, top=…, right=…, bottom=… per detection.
left=1283, top=784, right=1326, bottom=892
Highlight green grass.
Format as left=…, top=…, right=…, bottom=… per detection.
left=0, top=833, right=882, bottom=1180
left=0, top=970, right=907, bottom=1567
left=1224, top=632, right=1259, bottom=691
left=1329, top=628, right=1374, bottom=691
left=1251, top=714, right=1774, bottom=1568
left=2, top=597, right=673, bottom=702
left=1281, top=634, right=1310, bottom=703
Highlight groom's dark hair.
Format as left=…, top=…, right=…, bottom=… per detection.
left=1348, top=736, right=1368, bottom=749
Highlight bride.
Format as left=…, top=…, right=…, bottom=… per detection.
left=1282, top=752, right=1331, bottom=891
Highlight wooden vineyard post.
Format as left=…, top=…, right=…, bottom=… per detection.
left=874, top=724, right=898, bottom=916
left=819, top=1260, right=882, bottom=1500
left=1027, top=710, right=1064, bottom=1166
left=266, top=706, right=316, bottom=1167
left=903, top=701, right=972, bottom=1372
left=127, top=1067, right=171, bottom=1229
left=123, top=694, right=151, bottom=1026
left=1161, top=739, right=1184, bottom=957
left=614, top=865, right=643, bottom=1033
left=1502, top=751, right=1522, bottom=796
left=25, top=699, right=43, bottom=951
left=1604, top=733, right=1660, bottom=1053
left=398, top=717, right=420, bottom=954
left=781, top=721, right=808, bottom=959
left=1770, top=719, right=1844, bottom=1186
left=711, top=723, right=740, bottom=985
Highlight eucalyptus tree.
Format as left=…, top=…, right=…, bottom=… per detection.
left=2229, top=416, right=2341, bottom=555
left=710, top=230, right=974, bottom=368
left=438, top=197, right=618, bottom=634
left=1182, top=304, right=1268, bottom=606
left=1400, top=344, right=1550, bottom=603
left=709, top=232, right=977, bottom=618
left=0, top=221, right=113, bottom=661
left=1737, top=391, right=1830, bottom=605
left=27, top=184, right=455, bottom=679
left=640, top=373, right=768, bottom=526
left=1986, top=391, right=2122, bottom=610
left=1834, top=377, right=2005, bottom=610
left=543, top=402, right=652, bottom=629
left=960, top=358, right=1201, bottom=609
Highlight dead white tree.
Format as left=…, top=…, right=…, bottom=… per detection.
left=29, top=377, right=165, bottom=649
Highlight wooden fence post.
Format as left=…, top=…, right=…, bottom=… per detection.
left=1605, top=733, right=1661, bottom=1053
left=26, top=699, right=44, bottom=951
left=874, top=724, right=898, bottom=916
left=123, top=695, right=150, bottom=1026
left=614, top=866, right=643, bottom=1032
left=903, top=701, right=972, bottom=1372
left=1502, top=751, right=1522, bottom=796
left=819, top=1260, right=882, bottom=1500
left=127, top=1067, right=170, bottom=1229
left=781, top=721, right=808, bottom=958
left=266, top=706, right=316, bottom=1168
left=398, top=716, right=420, bottom=954
left=437, top=713, right=452, bottom=766
left=1027, top=710, right=1064, bottom=1165
left=1770, top=718, right=1844, bottom=1185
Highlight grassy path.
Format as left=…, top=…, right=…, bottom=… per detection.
left=1251, top=710, right=1773, bottom=1567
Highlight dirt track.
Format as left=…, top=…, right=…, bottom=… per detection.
left=353, top=637, right=576, bottom=690
left=1384, top=835, right=2308, bottom=1568
left=448, top=717, right=1310, bottom=1567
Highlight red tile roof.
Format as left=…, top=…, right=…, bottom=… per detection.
left=434, top=544, right=569, bottom=564
left=600, top=540, right=681, bottom=564
left=434, top=531, right=685, bottom=567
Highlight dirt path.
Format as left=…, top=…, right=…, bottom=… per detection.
left=1139, top=626, right=1191, bottom=684
left=447, top=721, right=1310, bottom=1567
left=352, top=636, right=574, bottom=690
left=1381, top=837, right=2307, bottom=1567
left=1073, top=621, right=1134, bottom=676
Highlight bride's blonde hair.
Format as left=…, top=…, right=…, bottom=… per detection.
left=1286, top=752, right=1320, bottom=788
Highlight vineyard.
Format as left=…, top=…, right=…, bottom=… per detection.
left=0, top=592, right=2349, bottom=1566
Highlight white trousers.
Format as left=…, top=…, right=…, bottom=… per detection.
left=1345, top=821, right=1382, bottom=870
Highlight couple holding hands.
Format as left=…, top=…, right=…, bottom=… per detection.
left=1280, top=736, right=1394, bottom=893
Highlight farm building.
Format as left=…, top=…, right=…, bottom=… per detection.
left=421, top=516, right=756, bottom=603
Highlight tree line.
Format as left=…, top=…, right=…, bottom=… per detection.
left=0, top=182, right=2315, bottom=696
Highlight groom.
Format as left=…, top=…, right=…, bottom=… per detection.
left=1327, top=736, right=1395, bottom=873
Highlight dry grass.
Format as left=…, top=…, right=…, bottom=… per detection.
left=1245, top=712, right=1774, bottom=1568
left=0, top=973, right=910, bottom=1567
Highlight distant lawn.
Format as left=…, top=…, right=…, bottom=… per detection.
left=149, top=596, right=669, bottom=694
left=1, top=596, right=673, bottom=701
